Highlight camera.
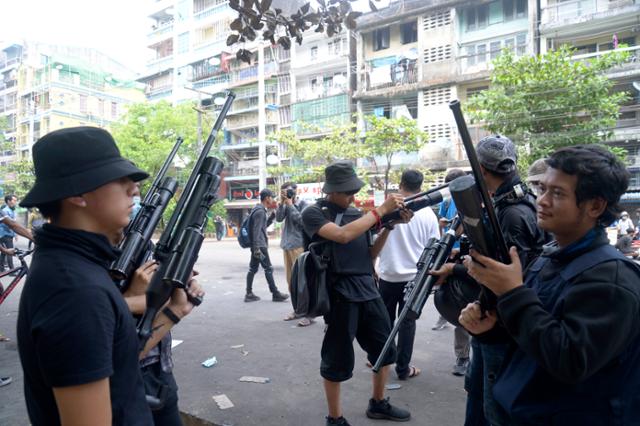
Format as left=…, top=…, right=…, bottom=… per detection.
left=286, top=188, right=296, bottom=199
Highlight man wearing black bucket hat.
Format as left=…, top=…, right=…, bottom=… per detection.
left=16, top=127, right=202, bottom=425
left=301, top=160, right=411, bottom=426
left=430, top=135, right=545, bottom=426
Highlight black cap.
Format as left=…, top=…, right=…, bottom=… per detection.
left=21, top=126, right=148, bottom=208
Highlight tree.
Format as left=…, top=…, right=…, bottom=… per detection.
left=227, top=0, right=380, bottom=63
left=465, top=46, right=629, bottom=167
left=362, top=116, right=429, bottom=194
left=111, top=100, right=226, bottom=192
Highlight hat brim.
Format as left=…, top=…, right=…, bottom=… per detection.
left=322, top=176, right=365, bottom=194
left=21, top=158, right=149, bottom=208
left=526, top=173, right=545, bottom=183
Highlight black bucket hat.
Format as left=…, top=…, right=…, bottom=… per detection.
left=21, top=126, right=149, bottom=208
left=322, top=160, right=365, bottom=194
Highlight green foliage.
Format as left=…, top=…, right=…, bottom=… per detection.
left=111, top=101, right=220, bottom=194
left=2, top=160, right=35, bottom=198
left=362, top=116, right=429, bottom=193
left=267, top=117, right=428, bottom=194
left=466, top=45, right=630, bottom=169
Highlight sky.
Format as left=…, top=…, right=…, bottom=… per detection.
left=0, top=0, right=392, bottom=76
left=1, top=0, right=150, bottom=74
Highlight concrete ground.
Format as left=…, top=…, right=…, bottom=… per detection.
left=0, top=237, right=467, bottom=426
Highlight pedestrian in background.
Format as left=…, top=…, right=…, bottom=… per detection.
left=245, top=188, right=289, bottom=303
left=0, top=194, right=18, bottom=271
left=276, top=182, right=313, bottom=326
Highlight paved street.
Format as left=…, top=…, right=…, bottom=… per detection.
left=0, top=237, right=467, bottom=426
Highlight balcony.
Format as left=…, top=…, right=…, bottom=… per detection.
left=571, top=44, right=640, bottom=77
left=0, top=57, right=20, bottom=70
left=147, top=21, right=174, bottom=43
left=191, top=74, right=229, bottom=91
left=361, top=59, right=418, bottom=92
left=194, top=0, right=229, bottom=20
left=229, top=62, right=277, bottom=85
left=541, top=0, right=639, bottom=29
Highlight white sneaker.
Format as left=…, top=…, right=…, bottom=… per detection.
left=0, top=377, right=12, bottom=387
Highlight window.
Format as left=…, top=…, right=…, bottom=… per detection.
left=466, top=3, right=488, bottom=31
left=490, top=41, right=501, bottom=59
left=177, top=32, right=189, bottom=54
left=79, top=95, right=87, bottom=114
left=516, top=33, right=527, bottom=55
left=477, top=44, right=487, bottom=63
left=505, top=0, right=527, bottom=21
left=328, top=39, right=344, bottom=56
left=310, top=46, right=318, bottom=60
left=400, top=21, right=417, bottom=44
left=373, top=27, right=390, bottom=51
left=466, top=45, right=476, bottom=66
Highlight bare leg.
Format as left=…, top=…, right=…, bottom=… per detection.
left=372, top=365, right=390, bottom=400
left=324, top=379, right=342, bottom=419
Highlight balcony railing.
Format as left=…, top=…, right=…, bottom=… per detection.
left=0, top=57, right=20, bottom=69
left=194, top=0, right=229, bottom=20
left=541, top=0, right=638, bottom=25
left=362, top=60, right=418, bottom=91
left=148, top=21, right=174, bottom=39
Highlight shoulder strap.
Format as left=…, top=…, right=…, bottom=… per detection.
left=560, top=243, right=634, bottom=282
left=335, top=213, right=344, bottom=226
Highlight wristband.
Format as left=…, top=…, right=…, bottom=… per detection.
left=371, top=209, right=382, bottom=230
left=162, top=307, right=181, bottom=324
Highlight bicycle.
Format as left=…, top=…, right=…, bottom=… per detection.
left=0, top=249, right=34, bottom=306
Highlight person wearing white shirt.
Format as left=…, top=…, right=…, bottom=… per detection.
left=376, top=170, right=440, bottom=380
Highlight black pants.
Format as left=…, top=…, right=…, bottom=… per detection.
left=0, top=236, right=14, bottom=270
left=246, top=246, right=278, bottom=294
left=141, top=362, right=182, bottom=426
left=379, top=278, right=416, bottom=379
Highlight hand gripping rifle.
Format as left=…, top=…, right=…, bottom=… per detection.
left=137, top=92, right=235, bottom=349
left=448, top=100, right=510, bottom=309
left=372, top=217, right=461, bottom=373
left=110, top=137, right=184, bottom=290
left=378, top=183, right=450, bottom=228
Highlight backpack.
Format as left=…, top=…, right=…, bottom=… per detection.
left=291, top=211, right=343, bottom=318
left=237, top=207, right=257, bottom=248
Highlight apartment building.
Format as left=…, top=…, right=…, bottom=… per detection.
left=0, top=41, right=143, bottom=163
left=289, top=31, right=356, bottom=140
left=539, top=0, right=640, bottom=198
left=354, top=0, right=538, bottom=170
left=0, top=43, right=22, bottom=165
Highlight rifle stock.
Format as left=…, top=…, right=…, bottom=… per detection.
left=372, top=218, right=460, bottom=373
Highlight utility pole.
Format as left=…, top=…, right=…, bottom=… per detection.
left=258, top=44, right=267, bottom=191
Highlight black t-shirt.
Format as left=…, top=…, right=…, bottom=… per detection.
left=17, top=224, right=152, bottom=426
left=302, top=201, right=379, bottom=302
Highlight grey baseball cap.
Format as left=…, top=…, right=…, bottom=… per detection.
left=476, top=135, right=517, bottom=174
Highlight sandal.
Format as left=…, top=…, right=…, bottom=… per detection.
left=284, top=312, right=298, bottom=321
left=297, top=317, right=315, bottom=327
left=398, top=366, right=421, bottom=380
left=0, top=335, right=10, bottom=342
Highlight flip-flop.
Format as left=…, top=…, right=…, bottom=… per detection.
left=399, top=366, right=421, bottom=380
left=0, top=336, right=10, bottom=342
left=283, top=312, right=298, bottom=321
left=297, top=317, right=315, bottom=327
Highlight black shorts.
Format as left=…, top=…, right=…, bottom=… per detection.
left=320, top=297, right=396, bottom=382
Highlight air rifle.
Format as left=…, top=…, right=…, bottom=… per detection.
left=448, top=100, right=510, bottom=309
left=110, top=136, right=183, bottom=290
left=372, top=217, right=461, bottom=373
left=378, top=183, right=450, bottom=228
left=137, top=91, right=235, bottom=350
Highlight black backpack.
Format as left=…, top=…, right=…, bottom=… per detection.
left=291, top=210, right=343, bottom=318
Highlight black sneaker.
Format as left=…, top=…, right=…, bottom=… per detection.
left=325, top=416, right=351, bottom=425
left=244, top=292, right=260, bottom=302
left=452, top=357, right=469, bottom=376
left=272, top=292, right=289, bottom=302
left=366, top=397, right=410, bottom=422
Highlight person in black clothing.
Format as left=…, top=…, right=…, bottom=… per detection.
left=16, top=127, right=203, bottom=425
left=615, top=227, right=637, bottom=257
left=462, top=145, right=640, bottom=424
left=302, top=161, right=411, bottom=426
left=245, top=188, right=289, bottom=303
left=431, top=135, right=546, bottom=426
